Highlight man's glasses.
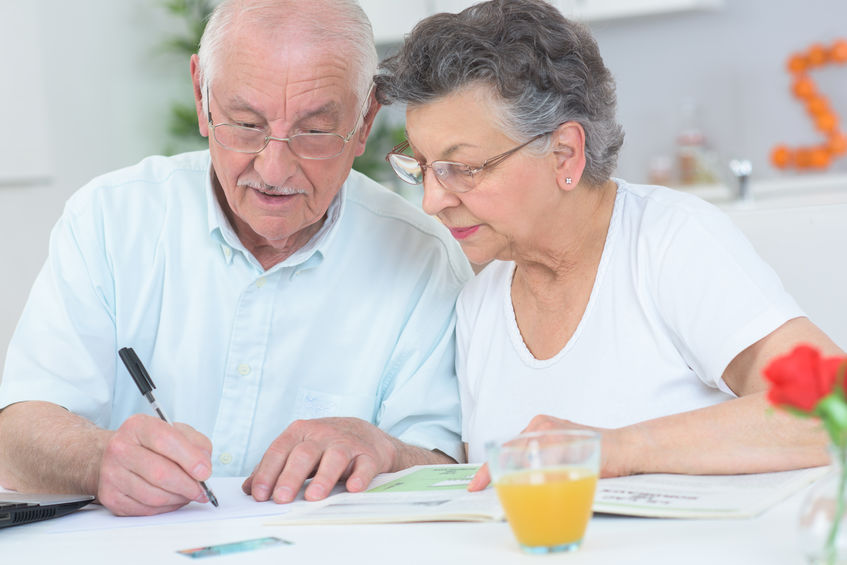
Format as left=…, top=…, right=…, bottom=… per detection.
left=385, top=132, right=550, bottom=193
left=206, top=85, right=373, bottom=160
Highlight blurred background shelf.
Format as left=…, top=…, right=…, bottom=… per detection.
left=677, top=172, right=847, bottom=209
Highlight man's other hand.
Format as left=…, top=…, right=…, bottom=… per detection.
left=242, top=417, right=402, bottom=503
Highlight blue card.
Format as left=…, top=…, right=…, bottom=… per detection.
left=178, top=536, right=292, bottom=558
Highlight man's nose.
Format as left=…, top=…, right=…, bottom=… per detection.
left=252, top=137, right=299, bottom=187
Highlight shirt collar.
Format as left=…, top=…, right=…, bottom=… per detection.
left=204, top=154, right=348, bottom=272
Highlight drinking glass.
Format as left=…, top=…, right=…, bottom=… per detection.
left=487, top=429, right=601, bottom=554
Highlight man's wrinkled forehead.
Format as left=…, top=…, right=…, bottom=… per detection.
left=214, top=28, right=359, bottom=111
left=228, top=22, right=356, bottom=83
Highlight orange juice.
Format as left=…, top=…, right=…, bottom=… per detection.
left=494, top=467, right=597, bottom=549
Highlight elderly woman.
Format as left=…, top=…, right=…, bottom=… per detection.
left=375, top=0, right=841, bottom=487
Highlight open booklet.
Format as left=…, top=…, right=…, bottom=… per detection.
left=268, top=464, right=503, bottom=525
left=266, top=463, right=828, bottom=525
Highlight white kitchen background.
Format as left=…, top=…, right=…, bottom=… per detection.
left=1, top=0, right=845, bottom=372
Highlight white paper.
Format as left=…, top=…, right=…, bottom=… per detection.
left=45, top=476, right=291, bottom=533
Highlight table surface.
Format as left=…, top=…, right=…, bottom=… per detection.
left=0, top=479, right=813, bottom=565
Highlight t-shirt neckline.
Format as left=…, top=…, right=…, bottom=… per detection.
left=502, top=181, right=625, bottom=367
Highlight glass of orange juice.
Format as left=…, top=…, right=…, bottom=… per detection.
left=487, top=429, right=601, bottom=554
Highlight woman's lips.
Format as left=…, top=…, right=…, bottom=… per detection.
left=449, top=225, right=480, bottom=240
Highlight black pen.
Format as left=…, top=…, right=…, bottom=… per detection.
left=118, top=347, right=219, bottom=507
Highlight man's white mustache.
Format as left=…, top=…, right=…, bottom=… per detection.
left=237, top=180, right=306, bottom=195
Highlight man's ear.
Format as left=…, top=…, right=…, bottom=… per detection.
left=354, top=90, right=381, bottom=157
left=190, top=54, right=210, bottom=138
left=551, top=121, right=587, bottom=190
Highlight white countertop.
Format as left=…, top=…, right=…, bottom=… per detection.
left=675, top=172, right=847, bottom=210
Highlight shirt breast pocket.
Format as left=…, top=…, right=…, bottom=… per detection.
left=292, top=387, right=377, bottom=422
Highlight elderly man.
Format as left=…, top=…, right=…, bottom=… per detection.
left=0, top=0, right=471, bottom=516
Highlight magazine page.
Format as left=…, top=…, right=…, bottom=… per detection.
left=593, top=466, right=828, bottom=519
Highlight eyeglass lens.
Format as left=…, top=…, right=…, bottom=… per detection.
left=207, top=83, right=374, bottom=159
left=388, top=154, right=477, bottom=193
left=212, top=125, right=346, bottom=159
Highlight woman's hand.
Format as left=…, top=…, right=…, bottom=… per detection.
left=467, top=414, right=634, bottom=492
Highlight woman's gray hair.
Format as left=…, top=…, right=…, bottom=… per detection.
left=375, top=0, right=624, bottom=186
left=198, top=0, right=377, bottom=114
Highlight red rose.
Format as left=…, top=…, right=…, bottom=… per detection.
left=763, top=344, right=844, bottom=412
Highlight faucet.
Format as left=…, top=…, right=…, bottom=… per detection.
left=729, top=159, right=752, bottom=201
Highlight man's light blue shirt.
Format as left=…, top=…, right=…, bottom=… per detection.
left=0, top=151, right=472, bottom=474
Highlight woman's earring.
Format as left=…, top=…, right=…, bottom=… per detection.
left=566, top=177, right=573, bottom=184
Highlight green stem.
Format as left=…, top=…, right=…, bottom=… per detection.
left=825, top=446, right=847, bottom=565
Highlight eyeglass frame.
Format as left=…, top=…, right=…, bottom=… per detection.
left=205, top=83, right=374, bottom=160
left=385, top=131, right=552, bottom=193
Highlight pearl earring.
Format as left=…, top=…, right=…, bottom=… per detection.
left=565, top=177, right=572, bottom=184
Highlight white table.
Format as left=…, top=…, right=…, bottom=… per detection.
left=0, top=482, right=812, bottom=565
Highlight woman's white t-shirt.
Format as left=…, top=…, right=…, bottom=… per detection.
left=457, top=180, right=804, bottom=462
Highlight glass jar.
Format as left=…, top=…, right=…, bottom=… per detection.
left=799, top=448, right=847, bottom=564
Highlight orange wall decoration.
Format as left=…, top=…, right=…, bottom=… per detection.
left=771, top=39, right=847, bottom=170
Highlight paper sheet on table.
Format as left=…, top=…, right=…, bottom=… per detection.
left=42, top=476, right=292, bottom=533
left=593, top=465, right=829, bottom=518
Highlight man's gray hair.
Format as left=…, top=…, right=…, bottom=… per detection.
left=375, top=0, right=624, bottom=186
left=198, top=0, right=377, bottom=113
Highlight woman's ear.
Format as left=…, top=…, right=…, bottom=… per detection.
left=551, top=122, right=587, bottom=190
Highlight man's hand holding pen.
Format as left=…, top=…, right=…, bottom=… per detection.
left=97, top=414, right=214, bottom=516
left=111, top=346, right=219, bottom=515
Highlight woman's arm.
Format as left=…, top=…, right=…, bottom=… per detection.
left=614, top=317, right=839, bottom=476
left=469, top=318, right=839, bottom=489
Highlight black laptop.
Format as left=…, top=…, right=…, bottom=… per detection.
left=0, top=492, right=94, bottom=528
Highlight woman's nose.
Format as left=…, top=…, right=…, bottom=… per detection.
left=420, top=171, right=460, bottom=216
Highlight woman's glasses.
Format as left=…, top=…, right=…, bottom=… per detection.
left=385, top=132, right=549, bottom=193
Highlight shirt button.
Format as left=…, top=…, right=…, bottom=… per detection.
left=223, top=247, right=232, bottom=258
left=256, top=277, right=266, bottom=288
left=237, top=363, right=251, bottom=376
left=219, top=453, right=233, bottom=465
